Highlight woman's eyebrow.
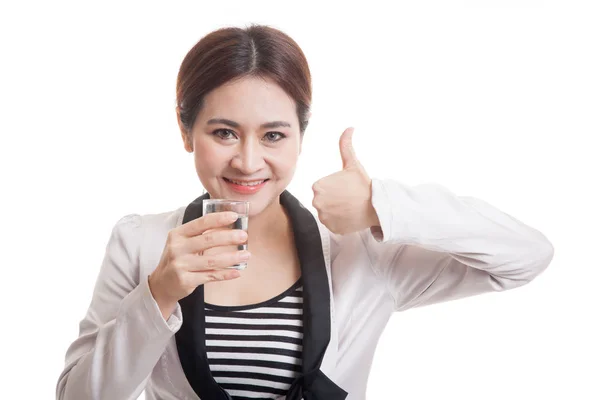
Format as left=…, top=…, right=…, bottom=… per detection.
left=207, top=118, right=291, bottom=129
left=261, top=121, right=291, bottom=129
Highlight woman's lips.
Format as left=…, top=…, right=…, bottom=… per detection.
left=223, top=177, right=269, bottom=194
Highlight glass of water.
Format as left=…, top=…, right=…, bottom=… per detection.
left=202, top=199, right=250, bottom=270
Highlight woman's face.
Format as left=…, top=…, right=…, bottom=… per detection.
left=179, top=76, right=303, bottom=218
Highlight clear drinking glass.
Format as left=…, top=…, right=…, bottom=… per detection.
left=202, top=199, right=250, bottom=270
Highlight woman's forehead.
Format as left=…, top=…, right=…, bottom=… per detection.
left=200, top=77, right=298, bottom=129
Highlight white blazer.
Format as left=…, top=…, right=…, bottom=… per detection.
left=56, top=179, right=554, bottom=400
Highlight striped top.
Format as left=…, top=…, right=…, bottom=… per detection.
left=205, top=278, right=304, bottom=400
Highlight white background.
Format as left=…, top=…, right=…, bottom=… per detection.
left=1, top=0, right=598, bottom=399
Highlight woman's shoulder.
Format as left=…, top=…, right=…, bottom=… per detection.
left=108, top=206, right=187, bottom=256
left=142, top=205, right=187, bottom=231
left=114, top=205, right=187, bottom=232
left=104, top=206, right=188, bottom=278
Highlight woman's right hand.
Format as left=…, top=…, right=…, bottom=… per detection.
left=148, top=211, right=250, bottom=319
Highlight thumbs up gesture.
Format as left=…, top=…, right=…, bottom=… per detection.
left=312, top=128, right=380, bottom=235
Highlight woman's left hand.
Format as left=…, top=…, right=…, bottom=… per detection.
left=312, top=128, right=380, bottom=235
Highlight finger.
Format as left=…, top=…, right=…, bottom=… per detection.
left=191, top=268, right=242, bottom=286
left=179, top=211, right=239, bottom=238
left=190, top=249, right=251, bottom=272
left=189, top=228, right=248, bottom=253
left=339, top=127, right=358, bottom=169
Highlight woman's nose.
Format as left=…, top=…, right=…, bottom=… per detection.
left=230, top=139, right=266, bottom=175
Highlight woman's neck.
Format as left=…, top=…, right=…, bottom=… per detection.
left=247, top=199, right=290, bottom=247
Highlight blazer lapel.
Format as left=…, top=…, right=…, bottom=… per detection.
left=176, top=192, right=231, bottom=399
left=175, top=191, right=347, bottom=400
left=279, top=191, right=347, bottom=400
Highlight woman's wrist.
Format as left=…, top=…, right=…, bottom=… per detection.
left=148, top=275, right=178, bottom=320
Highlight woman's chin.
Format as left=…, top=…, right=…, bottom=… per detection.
left=207, top=179, right=284, bottom=216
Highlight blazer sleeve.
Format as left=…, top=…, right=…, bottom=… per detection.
left=56, top=214, right=183, bottom=400
left=361, top=179, right=554, bottom=312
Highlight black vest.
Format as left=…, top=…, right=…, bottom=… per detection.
left=175, top=191, right=348, bottom=400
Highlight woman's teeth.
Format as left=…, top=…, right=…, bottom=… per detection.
left=227, top=178, right=266, bottom=186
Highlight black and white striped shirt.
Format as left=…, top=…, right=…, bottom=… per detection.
left=205, top=278, right=304, bottom=399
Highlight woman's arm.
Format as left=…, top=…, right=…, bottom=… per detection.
left=361, top=179, right=554, bottom=311
left=56, top=214, right=183, bottom=400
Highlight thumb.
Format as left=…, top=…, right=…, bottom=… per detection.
left=339, top=127, right=358, bottom=169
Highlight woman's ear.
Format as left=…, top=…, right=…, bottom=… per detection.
left=182, top=133, right=193, bottom=153
left=177, top=106, right=193, bottom=153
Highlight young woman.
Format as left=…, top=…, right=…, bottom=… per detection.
left=56, top=25, right=554, bottom=400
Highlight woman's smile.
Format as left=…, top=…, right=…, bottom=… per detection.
left=222, top=177, right=270, bottom=194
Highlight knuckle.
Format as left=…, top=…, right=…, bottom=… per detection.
left=206, top=257, right=217, bottom=269
left=166, top=229, right=177, bottom=244
left=167, top=240, right=184, bottom=255
left=202, top=232, right=215, bottom=244
left=207, top=271, right=221, bottom=281
left=171, top=258, right=185, bottom=271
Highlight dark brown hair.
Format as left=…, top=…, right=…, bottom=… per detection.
left=176, top=24, right=312, bottom=138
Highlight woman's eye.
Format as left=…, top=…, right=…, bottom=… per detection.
left=212, top=129, right=284, bottom=142
left=264, top=132, right=285, bottom=142
left=213, top=129, right=237, bottom=140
